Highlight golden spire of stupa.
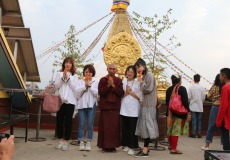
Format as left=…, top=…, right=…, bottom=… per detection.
left=104, top=0, right=141, bottom=75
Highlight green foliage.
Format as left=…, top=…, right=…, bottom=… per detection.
left=53, top=25, right=84, bottom=76
left=132, top=9, right=181, bottom=80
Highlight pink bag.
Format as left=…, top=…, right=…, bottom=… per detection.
left=43, top=94, right=62, bottom=113
left=169, top=85, right=188, bottom=115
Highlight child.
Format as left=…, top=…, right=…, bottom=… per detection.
left=216, top=68, right=230, bottom=150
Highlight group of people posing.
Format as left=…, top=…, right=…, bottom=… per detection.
left=53, top=56, right=230, bottom=157
left=54, top=57, right=158, bottom=157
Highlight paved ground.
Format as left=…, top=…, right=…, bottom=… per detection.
left=12, top=128, right=223, bottom=160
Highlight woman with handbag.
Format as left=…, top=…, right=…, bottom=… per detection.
left=75, top=64, right=98, bottom=151
left=134, top=58, right=159, bottom=158
left=166, top=74, right=191, bottom=154
left=54, top=57, right=78, bottom=151
left=120, top=65, right=141, bottom=156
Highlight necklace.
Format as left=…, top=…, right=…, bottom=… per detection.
left=127, top=79, right=134, bottom=91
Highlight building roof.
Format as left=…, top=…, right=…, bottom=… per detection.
left=0, top=0, right=40, bottom=82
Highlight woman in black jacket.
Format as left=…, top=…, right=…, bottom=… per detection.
left=166, top=74, right=191, bottom=154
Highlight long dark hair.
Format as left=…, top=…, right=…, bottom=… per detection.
left=134, top=58, right=148, bottom=75
left=61, top=57, right=76, bottom=75
left=214, top=74, right=223, bottom=94
left=171, top=74, right=181, bottom=85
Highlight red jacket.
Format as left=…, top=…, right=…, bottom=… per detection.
left=216, top=84, right=230, bottom=130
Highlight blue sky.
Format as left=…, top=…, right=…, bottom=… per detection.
left=19, top=0, right=230, bottom=89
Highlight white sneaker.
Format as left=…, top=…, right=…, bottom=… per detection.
left=127, top=149, right=135, bottom=155
left=85, top=142, right=91, bottom=151
left=62, top=143, right=69, bottom=151
left=55, top=141, right=64, bottom=149
left=79, top=141, right=85, bottom=151
left=201, top=146, right=209, bottom=150
left=123, top=146, right=129, bottom=152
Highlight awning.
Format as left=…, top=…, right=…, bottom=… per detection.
left=0, top=0, right=40, bottom=82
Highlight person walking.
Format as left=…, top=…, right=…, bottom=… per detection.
left=201, top=74, right=222, bottom=150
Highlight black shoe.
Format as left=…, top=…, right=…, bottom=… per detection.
left=197, top=134, right=202, bottom=138
left=189, top=134, right=196, bottom=138
left=135, top=152, right=149, bottom=158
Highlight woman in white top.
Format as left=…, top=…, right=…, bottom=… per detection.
left=75, top=64, right=98, bottom=151
left=54, top=57, right=78, bottom=151
left=120, top=65, right=141, bottom=155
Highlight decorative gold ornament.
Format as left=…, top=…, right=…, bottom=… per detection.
left=104, top=32, right=141, bottom=75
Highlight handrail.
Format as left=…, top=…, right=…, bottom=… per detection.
left=0, top=88, right=31, bottom=92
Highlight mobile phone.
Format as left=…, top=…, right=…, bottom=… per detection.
left=0, top=133, right=10, bottom=141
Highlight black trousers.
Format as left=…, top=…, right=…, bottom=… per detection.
left=56, top=103, right=75, bottom=140
left=221, top=125, right=230, bottom=150
left=144, top=138, right=150, bottom=147
left=121, top=115, right=139, bottom=149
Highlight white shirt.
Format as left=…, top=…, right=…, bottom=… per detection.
left=54, top=72, right=78, bottom=106
left=75, top=78, right=98, bottom=110
left=188, top=83, right=206, bottom=112
left=120, top=79, right=141, bottom=117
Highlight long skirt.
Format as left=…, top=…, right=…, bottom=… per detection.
left=135, top=106, right=159, bottom=139
left=167, top=117, right=189, bottom=136
left=97, top=110, right=121, bottom=148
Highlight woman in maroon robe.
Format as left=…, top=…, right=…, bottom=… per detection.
left=97, top=64, right=124, bottom=152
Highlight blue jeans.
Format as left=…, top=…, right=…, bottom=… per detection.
left=221, top=125, right=230, bottom=150
left=206, top=106, right=219, bottom=143
left=78, top=103, right=96, bottom=141
left=191, top=112, right=202, bottom=135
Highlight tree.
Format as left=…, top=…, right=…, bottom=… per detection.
left=53, top=25, right=84, bottom=76
left=132, top=9, right=181, bottom=81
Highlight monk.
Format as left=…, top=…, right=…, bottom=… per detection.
left=97, top=64, right=124, bottom=152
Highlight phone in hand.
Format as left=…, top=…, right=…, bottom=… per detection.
left=0, top=133, right=10, bottom=141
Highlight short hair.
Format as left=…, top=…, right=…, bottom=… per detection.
left=171, top=74, right=181, bottom=85
left=194, top=74, right=201, bottom=82
left=125, top=65, right=137, bottom=78
left=134, top=58, right=148, bottom=75
left=220, top=68, right=230, bottom=80
left=83, top=64, right=96, bottom=77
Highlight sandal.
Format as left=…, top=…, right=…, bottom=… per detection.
left=170, top=150, right=183, bottom=154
